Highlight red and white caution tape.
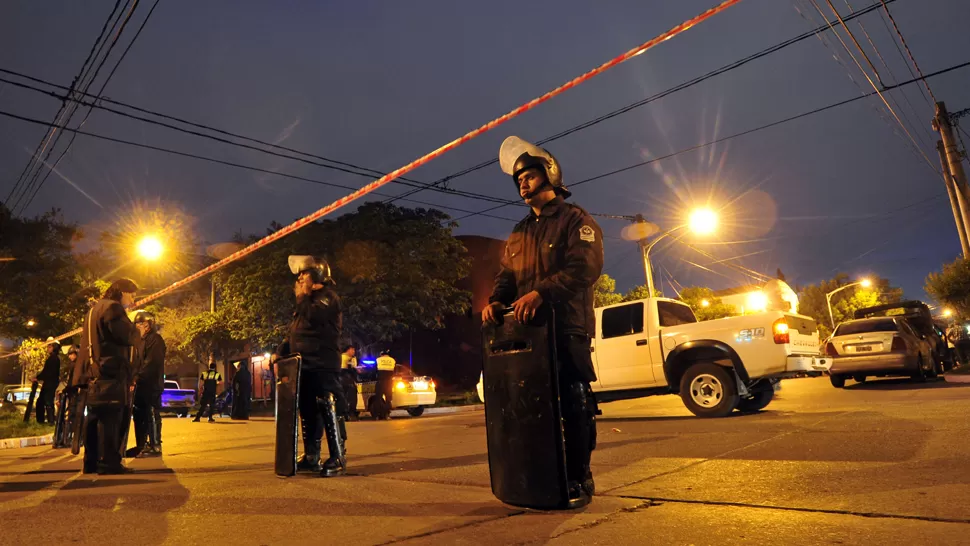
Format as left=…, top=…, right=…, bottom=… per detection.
left=1, top=0, right=743, bottom=359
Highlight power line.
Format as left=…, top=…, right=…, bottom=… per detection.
left=18, top=0, right=159, bottom=215
left=4, top=0, right=124, bottom=208
left=382, top=0, right=898, bottom=205
left=879, top=0, right=936, bottom=104
left=813, top=0, right=938, bottom=174
left=453, top=59, right=970, bottom=222
left=0, top=68, right=525, bottom=212
left=0, top=106, right=529, bottom=223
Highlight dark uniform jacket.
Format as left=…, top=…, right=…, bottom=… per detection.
left=74, top=298, right=137, bottom=404
left=489, top=197, right=604, bottom=379
left=136, top=330, right=167, bottom=394
left=38, top=352, right=61, bottom=384
left=278, top=288, right=342, bottom=371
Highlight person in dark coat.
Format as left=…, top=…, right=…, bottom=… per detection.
left=483, top=137, right=604, bottom=507
left=75, top=278, right=139, bottom=475
left=231, top=361, right=252, bottom=420
left=127, top=310, right=166, bottom=457
left=274, top=255, right=347, bottom=477
left=34, top=337, right=62, bottom=424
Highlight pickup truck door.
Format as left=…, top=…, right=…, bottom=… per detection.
left=594, top=302, right=656, bottom=389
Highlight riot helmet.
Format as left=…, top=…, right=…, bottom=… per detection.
left=499, top=136, right=570, bottom=199
left=288, top=255, right=335, bottom=285
left=132, top=310, right=156, bottom=325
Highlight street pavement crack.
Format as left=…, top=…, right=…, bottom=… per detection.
left=616, top=495, right=970, bottom=525
left=375, top=509, right=527, bottom=545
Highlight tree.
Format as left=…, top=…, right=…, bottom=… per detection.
left=216, top=203, right=471, bottom=352
left=594, top=274, right=624, bottom=308
left=678, top=287, right=737, bottom=321
left=16, top=338, right=48, bottom=385
left=622, top=284, right=662, bottom=302
left=798, top=274, right=903, bottom=339
left=0, top=205, right=101, bottom=341
left=926, top=258, right=970, bottom=318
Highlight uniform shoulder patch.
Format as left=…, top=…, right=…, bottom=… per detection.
left=579, top=225, right=596, bottom=243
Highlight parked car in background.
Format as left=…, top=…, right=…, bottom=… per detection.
left=355, top=369, right=437, bottom=418
left=825, top=317, right=940, bottom=387
left=161, top=380, right=196, bottom=418
left=854, top=301, right=954, bottom=372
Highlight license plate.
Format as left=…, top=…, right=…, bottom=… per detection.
left=856, top=345, right=873, bottom=352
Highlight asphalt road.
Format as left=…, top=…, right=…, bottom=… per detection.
left=2, top=375, right=970, bottom=545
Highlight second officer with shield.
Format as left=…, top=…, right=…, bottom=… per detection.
left=274, top=256, right=348, bottom=477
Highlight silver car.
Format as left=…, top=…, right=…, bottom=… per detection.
left=825, top=317, right=938, bottom=387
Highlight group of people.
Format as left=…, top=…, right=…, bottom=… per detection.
left=33, top=135, right=602, bottom=507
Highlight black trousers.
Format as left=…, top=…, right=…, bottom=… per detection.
left=133, top=386, right=160, bottom=449
left=84, top=405, right=123, bottom=470
left=340, top=369, right=358, bottom=416
left=36, top=381, right=57, bottom=424
left=557, top=335, right=598, bottom=484
left=376, top=370, right=394, bottom=411
left=299, top=368, right=344, bottom=446
left=195, top=392, right=216, bottom=420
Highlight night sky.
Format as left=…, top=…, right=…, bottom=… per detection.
left=2, top=0, right=969, bottom=301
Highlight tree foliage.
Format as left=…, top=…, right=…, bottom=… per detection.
left=593, top=274, right=624, bottom=308
left=797, top=274, right=903, bottom=339
left=678, top=287, right=737, bottom=321
left=0, top=205, right=101, bottom=340
left=925, top=258, right=970, bottom=318
left=216, top=203, right=471, bottom=351
left=17, top=338, right=48, bottom=384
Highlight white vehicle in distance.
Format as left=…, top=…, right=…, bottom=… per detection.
left=355, top=363, right=437, bottom=417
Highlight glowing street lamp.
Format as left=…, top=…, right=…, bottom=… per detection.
left=826, top=278, right=873, bottom=330
left=638, top=208, right=720, bottom=299
left=136, top=235, right=165, bottom=262
left=26, top=319, right=36, bottom=328
left=943, top=309, right=954, bottom=318
left=701, top=299, right=711, bottom=308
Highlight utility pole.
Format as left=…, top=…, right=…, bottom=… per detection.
left=933, top=102, right=970, bottom=253
left=937, top=140, right=970, bottom=257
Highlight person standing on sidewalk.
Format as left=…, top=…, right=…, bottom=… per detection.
left=948, top=322, right=970, bottom=367
left=34, top=337, right=62, bottom=424
left=128, top=311, right=165, bottom=457
left=375, top=350, right=396, bottom=420
left=194, top=358, right=222, bottom=423
left=76, top=278, right=140, bottom=475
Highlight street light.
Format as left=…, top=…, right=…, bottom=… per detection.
left=826, top=278, right=872, bottom=330
left=943, top=309, right=954, bottom=318
left=136, top=235, right=165, bottom=261
left=26, top=319, right=35, bottom=328
left=638, top=208, right=719, bottom=299
left=701, top=299, right=711, bottom=308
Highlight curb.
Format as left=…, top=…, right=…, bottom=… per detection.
left=0, top=433, right=54, bottom=450
left=422, top=404, right=484, bottom=415
left=945, top=374, right=970, bottom=383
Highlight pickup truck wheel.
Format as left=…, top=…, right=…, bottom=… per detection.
left=679, top=363, right=739, bottom=418
left=736, top=389, right=774, bottom=413
left=406, top=406, right=425, bottom=417
left=830, top=375, right=846, bottom=388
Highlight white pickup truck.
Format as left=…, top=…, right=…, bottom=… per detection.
left=590, top=297, right=820, bottom=417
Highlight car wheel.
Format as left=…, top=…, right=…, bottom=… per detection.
left=853, top=375, right=867, bottom=384
left=678, top=363, right=740, bottom=418
left=830, top=374, right=846, bottom=388
left=912, top=355, right=929, bottom=382
left=406, top=406, right=425, bottom=417
left=736, top=389, right=774, bottom=413
left=178, top=410, right=188, bottom=418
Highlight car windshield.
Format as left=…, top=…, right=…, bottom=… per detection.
left=835, top=319, right=898, bottom=336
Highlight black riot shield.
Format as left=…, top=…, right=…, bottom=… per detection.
left=23, top=381, right=38, bottom=423
left=53, top=370, right=76, bottom=449
left=70, top=389, right=88, bottom=455
left=482, top=310, right=570, bottom=510
left=274, top=356, right=302, bottom=477
left=119, top=384, right=136, bottom=459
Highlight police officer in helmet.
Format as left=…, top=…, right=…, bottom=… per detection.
left=274, top=255, right=348, bottom=477
left=483, top=136, right=604, bottom=505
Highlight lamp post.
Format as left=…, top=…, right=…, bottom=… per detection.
left=825, top=278, right=872, bottom=330
left=638, top=208, right=718, bottom=298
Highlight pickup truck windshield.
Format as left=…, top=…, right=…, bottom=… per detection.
left=835, top=319, right=898, bottom=336
left=658, top=301, right=697, bottom=327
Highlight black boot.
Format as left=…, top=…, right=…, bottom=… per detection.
left=320, top=393, right=346, bottom=477
left=296, top=417, right=321, bottom=472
